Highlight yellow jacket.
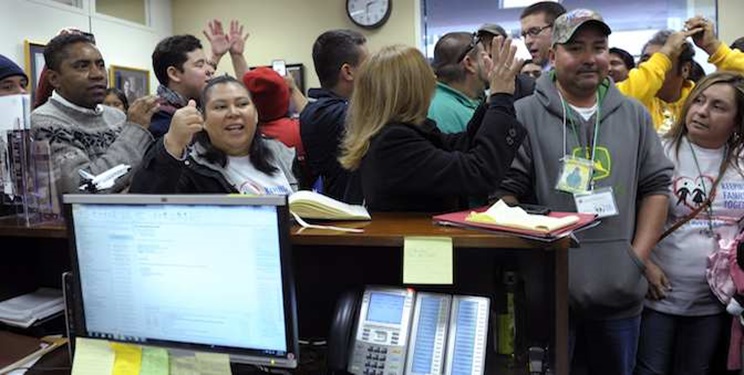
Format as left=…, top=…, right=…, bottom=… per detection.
left=616, top=44, right=744, bottom=133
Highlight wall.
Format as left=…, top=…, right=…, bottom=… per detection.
left=718, top=0, right=744, bottom=44
left=171, top=0, right=421, bottom=90
left=96, top=0, right=146, bottom=25
left=0, top=0, right=172, bottom=96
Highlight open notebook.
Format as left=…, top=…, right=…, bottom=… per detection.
left=289, top=190, right=370, bottom=220
left=433, top=200, right=598, bottom=241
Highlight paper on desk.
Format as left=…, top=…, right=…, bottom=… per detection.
left=195, top=352, right=232, bottom=375
left=111, top=342, right=142, bottom=375
left=140, top=347, right=169, bottom=375
left=403, top=236, right=453, bottom=284
left=170, top=354, right=198, bottom=375
left=71, top=338, right=114, bottom=375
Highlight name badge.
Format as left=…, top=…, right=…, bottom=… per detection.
left=573, top=187, right=618, bottom=218
left=555, top=155, right=594, bottom=194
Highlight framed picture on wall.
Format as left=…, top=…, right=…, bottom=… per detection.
left=109, top=65, right=150, bottom=103
left=286, top=64, right=305, bottom=95
left=24, top=40, right=46, bottom=104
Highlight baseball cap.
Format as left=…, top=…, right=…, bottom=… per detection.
left=477, top=23, right=507, bottom=38
left=551, top=9, right=611, bottom=47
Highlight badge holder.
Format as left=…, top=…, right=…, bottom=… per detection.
left=555, top=156, right=594, bottom=194
left=573, top=187, right=619, bottom=218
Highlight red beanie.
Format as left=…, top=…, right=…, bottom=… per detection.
left=243, top=67, right=290, bottom=122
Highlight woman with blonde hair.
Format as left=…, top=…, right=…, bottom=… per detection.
left=637, top=71, right=744, bottom=374
left=339, top=39, right=525, bottom=212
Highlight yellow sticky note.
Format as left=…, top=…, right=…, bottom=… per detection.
left=195, top=352, right=232, bottom=375
left=140, top=347, right=169, bottom=375
left=170, top=355, right=198, bottom=375
left=71, top=337, right=114, bottom=375
left=111, top=342, right=142, bottom=375
left=403, top=236, right=453, bottom=284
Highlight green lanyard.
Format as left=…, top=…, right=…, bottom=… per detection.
left=561, top=92, right=601, bottom=184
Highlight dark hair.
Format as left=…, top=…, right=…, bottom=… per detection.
left=152, top=35, right=203, bottom=86
left=643, top=30, right=694, bottom=75
left=195, top=75, right=278, bottom=175
left=609, top=47, right=635, bottom=70
left=105, top=87, right=129, bottom=111
left=520, top=1, right=566, bottom=23
left=432, top=32, right=473, bottom=84
left=731, top=37, right=744, bottom=51
left=43, top=33, right=95, bottom=71
left=311, top=30, right=367, bottom=89
left=688, top=61, right=706, bottom=83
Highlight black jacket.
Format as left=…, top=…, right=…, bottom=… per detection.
left=299, top=88, right=350, bottom=201
left=130, top=138, right=296, bottom=194
left=359, top=93, right=526, bottom=213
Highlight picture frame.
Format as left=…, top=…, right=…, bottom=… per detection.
left=23, top=40, right=46, bottom=104
left=109, top=65, right=150, bottom=104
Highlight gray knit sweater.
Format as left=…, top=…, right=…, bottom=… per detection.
left=30, top=93, right=154, bottom=194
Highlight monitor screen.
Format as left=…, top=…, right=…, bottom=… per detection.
left=63, top=195, right=298, bottom=368
left=366, top=292, right=405, bottom=324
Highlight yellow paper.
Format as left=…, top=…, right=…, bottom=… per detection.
left=111, top=342, right=142, bottom=375
left=71, top=337, right=114, bottom=375
left=195, top=352, right=232, bottom=375
left=403, top=236, right=453, bottom=284
left=140, top=347, right=169, bottom=375
left=170, top=355, right=198, bottom=375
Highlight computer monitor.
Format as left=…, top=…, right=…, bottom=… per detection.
left=63, top=194, right=299, bottom=369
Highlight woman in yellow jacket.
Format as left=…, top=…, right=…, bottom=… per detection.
left=616, top=16, right=744, bottom=134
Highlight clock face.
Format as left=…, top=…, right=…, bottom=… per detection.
left=346, top=0, right=391, bottom=29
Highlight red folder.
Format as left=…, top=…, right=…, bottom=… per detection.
left=433, top=207, right=599, bottom=241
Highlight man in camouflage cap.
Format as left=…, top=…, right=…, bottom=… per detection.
left=497, top=9, right=673, bottom=375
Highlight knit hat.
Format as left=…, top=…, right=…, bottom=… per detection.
left=242, top=67, right=290, bottom=122
left=0, top=54, right=28, bottom=82
left=551, top=9, right=611, bottom=47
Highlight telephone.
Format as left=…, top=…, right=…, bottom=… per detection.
left=328, top=286, right=490, bottom=375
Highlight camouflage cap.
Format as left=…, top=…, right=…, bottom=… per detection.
left=551, top=9, right=611, bottom=47
left=477, top=23, right=507, bottom=38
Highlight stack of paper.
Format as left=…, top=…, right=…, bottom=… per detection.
left=466, top=200, right=580, bottom=233
left=289, top=190, right=370, bottom=220
left=0, top=288, right=64, bottom=328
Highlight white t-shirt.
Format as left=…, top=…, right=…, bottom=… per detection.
left=568, top=102, right=598, bottom=121
left=647, top=137, right=744, bottom=316
left=223, top=155, right=292, bottom=195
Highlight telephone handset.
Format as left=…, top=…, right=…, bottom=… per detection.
left=328, top=286, right=490, bottom=375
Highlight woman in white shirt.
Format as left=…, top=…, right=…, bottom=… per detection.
left=637, top=71, right=744, bottom=374
left=131, top=75, right=296, bottom=194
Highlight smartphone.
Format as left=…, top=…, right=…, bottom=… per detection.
left=272, top=59, right=287, bottom=76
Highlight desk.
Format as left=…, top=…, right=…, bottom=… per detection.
left=0, top=213, right=569, bottom=375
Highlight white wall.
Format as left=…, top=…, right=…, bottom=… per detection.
left=0, top=0, right=173, bottom=96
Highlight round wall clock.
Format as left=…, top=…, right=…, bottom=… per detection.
left=346, top=0, right=392, bottom=29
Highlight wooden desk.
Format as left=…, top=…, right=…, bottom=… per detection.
left=290, top=212, right=569, bottom=375
left=0, top=213, right=569, bottom=375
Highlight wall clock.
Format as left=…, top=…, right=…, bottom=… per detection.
left=346, top=0, right=392, bottom=29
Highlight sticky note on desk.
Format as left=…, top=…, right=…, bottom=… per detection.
left=71, top=337, right=114, bottom=375
left=195, top=352, right=232, bottom=374
left=403, top=236, right=453, bottom=284
left=140, top=347, right=169, bottom=375
left=111, top=342, right=142, bottom=375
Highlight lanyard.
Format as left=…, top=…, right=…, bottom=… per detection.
left=688, top=137, right=728, bottom=236
left=559, top=92, right=601, bottom=184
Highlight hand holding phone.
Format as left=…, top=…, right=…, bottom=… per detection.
left=272, top=59, right=287, bottom=76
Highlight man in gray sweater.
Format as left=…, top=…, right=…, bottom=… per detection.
left=498, top=10, right=673, bottom=375
left=31, top=33, right=159, bottom=194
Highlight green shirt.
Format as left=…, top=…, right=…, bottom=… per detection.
left=427, top=82, right=480, bottom=134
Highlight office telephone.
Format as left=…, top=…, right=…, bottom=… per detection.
left=328, top=286, right=490, bottom=375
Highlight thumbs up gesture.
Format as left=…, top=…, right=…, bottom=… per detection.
left=164, top=100, right=203, bottom=158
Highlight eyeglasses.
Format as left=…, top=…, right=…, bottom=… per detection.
left=520, top=24, right=552, bottom=39
left=457, top=32, right=482, bottom=63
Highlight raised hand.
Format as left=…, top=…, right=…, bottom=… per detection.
left=164, top=100, right=203, bottom=158
left=228, top=20, right=250, bottom=56
left=659, top=29, right=700, bottom=60
left=203, top=19, right=230, bottom=60
left=685, top=15, right=720, bottom=55
left=126, top=95, right=160, bottom=128
left=486, top=36, right=523, bottom=95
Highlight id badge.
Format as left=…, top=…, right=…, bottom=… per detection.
left=573, top=187, right=619, bottom=218
left=555, top=156, right=594, bottom=194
